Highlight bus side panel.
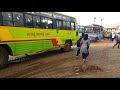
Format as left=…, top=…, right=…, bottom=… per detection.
left=57, top=30, right=79, bottom=46
left=0, top=26, right=79, bottom=56
left=8, top=27, right=79, bottom=46
left=15, top=40, right=57, bottom=55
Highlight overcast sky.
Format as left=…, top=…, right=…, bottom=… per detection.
left=58, top=12, right=120, bottom=27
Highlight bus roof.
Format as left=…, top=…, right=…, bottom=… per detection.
left=54, top=12, right=76, bottom=19
left=53, top=12, right=76, bottom=22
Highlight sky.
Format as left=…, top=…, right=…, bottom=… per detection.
left=58, top=12, right=120, bottom=27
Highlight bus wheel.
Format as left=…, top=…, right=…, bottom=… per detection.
left=61, top=41, right=71, bottom=52
left=0, top=46, right=9, bottom=69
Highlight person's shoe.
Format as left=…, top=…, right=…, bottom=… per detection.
left=83, top=59, right=86, bottom=63
left=76, top=56, right=79, bottom=59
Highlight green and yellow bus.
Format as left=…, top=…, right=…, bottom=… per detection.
left=0, top=12, right=79, bottom=69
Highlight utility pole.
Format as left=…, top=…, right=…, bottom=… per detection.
left=93, top=17, right=96, bottom=33
left=94, top=17, right=96, bottom=24
left=101, top=19, right=104, bottom=33
left=101, top=19, right=104, bottom=26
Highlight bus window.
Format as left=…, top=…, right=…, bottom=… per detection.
left=13, top=12, right=24, bottom=27
left=2, top=12, right=12, bottom=21
left=45, top=18, right=48, bottom=28
left=67, top=21, right=70, bottom=30
left=2, top=12, right=13, bottom=26
left=33, top=16, right=41, bottom=28
left=24, top=14, right=33, bottom=28
left=0, top=12, right=2, bottom=25
left=57, top=20, right=62, bottom=29
left=71, top=22, right=75, bottom=30
left=63, top=21, right=67, bottom=30
left=48, top=18, right=53, bottom=29
left=2, top=21, right=13, bottom=26
left=41, top=17, right=48, bottom=28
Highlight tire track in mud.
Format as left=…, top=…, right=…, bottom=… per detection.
left=85, top=40, right=111, bottom=78
left=96, top=41, right=112, bottom=66
left=21, top=54, right=80, bottom=78
left=28, top=64, right=103, bottom=78
left=22, top=43, right=107, bottom=78
left=4, top=56, right=75, bottom=78
left=0, top=49, right=63, bottom=77
left=89, top=40, right=110, bottom=64
left=20, top=64, right=77, bottom=78
left=22, top=41, right=115, bottom=78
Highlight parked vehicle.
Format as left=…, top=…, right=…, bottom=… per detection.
left=87, top=33, right=103, bottom=42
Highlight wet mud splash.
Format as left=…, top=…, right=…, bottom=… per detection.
left=74, top=64, right=103, bottom=74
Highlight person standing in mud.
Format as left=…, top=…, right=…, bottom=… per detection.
left=76, top=33, right=85, bottom=59
left=113, top=33, right=120, bottom=48
left=112, top=33, right=115, bottom=41
left=80, top=34, right=90, bottom=63
left=109, top=33, right=112, bottom=42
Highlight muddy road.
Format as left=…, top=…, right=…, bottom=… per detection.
left=0, top=40, right=120, bottom=78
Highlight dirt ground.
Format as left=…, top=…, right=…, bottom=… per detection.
left=0, top=39, right=120, bottom=78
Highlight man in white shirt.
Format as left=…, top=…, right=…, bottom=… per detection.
left=112, top=33, right=115, bottom=41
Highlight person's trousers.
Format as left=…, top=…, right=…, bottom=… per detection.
left=113, top=41, right=120, bottom=48
left=76, top=48, right=80, bottom=56
left=82, top=52, right=89, bottom=60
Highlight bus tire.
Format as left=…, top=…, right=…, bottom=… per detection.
left=61, top=41, right=71, bottom=52
left=0, top=46, right=9, bottom=69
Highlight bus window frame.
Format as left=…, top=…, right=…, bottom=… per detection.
left=56, top=19, right=63, bottom=30
left=24, top=14, right=33, bottom=28
left=63, top=21, right=67, bottom=30
left=0, top=12, right=77, bottom=31
left=66, top=21, right=71, bottom=30
left=41, top=16, right=48, bottom=29
left=0, top=12, right=3, bottom=25
left=12, top=12, right=24, bottom=27
left=47, top=18, right=53, bottom=29
left=71, top=22, right=75, bottom=30
left=2, top=12, right=14, bottom=26
left=33, top=15, right=41, bottom=28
